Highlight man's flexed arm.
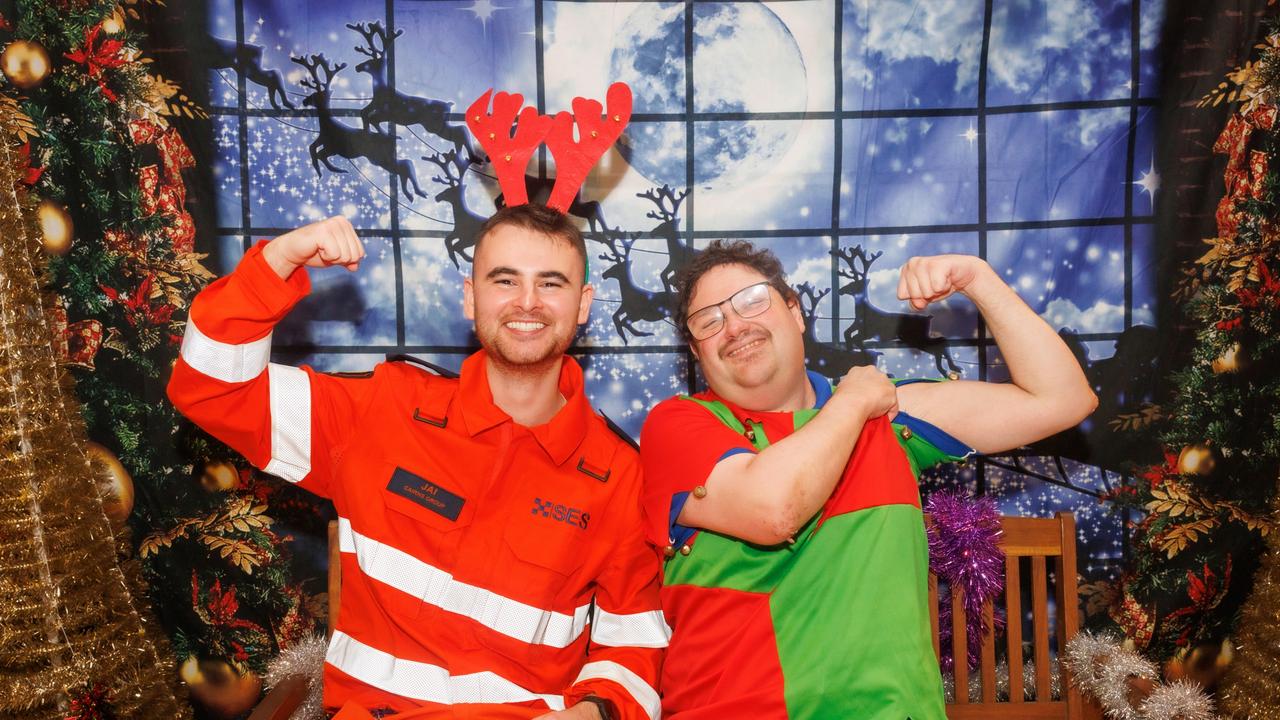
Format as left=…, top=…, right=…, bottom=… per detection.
left=894, top=255, right=1098, bottom=455
left=167, top=215, right=373, bottom=498
left=262, top=215, right=365, bottom=279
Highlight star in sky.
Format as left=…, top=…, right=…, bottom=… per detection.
left=960, top=124, right=978, bottom=144
left=1132, top=159, right=1160, bottom=207
left=463, top=0, right=504, bottom=29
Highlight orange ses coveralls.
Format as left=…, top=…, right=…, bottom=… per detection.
left=167, top=242, right=669, bottom=719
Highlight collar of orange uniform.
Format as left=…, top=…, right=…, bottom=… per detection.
left=456, top=349, right=589, bottom=466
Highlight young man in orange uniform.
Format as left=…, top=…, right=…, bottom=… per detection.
left=168, top=206, right=668, bottom=720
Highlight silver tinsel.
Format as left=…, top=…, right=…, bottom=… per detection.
left=1138, top=680, right=1216, bottom=720
left=1065, top=631, right=1123, bottom=686
left=1095, top=647, right=1160, bottom=720
left=943, top=658, right=1062, bottom=702
left=263, top=634, right=328, bottom=720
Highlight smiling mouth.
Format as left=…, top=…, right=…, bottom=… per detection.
left=505, top=320, right=548, bottom=332
left=724, top=337, right=766, bottom=359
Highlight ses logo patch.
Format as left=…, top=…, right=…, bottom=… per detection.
left=531, top=497, right=590, bottom=530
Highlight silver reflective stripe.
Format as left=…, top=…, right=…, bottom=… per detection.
left=179, top=318, right=272, bottom=383
left=337, top=518, right=591, bottom=647
left=263, top=364, right=311, bottom=483
left=574, top=660, right=661, bottom=720
left=592, top=609, right=671, bottom=649
left=326, top=630, right=566, bottom=709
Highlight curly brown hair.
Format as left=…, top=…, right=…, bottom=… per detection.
left=474, top=204, right=586, bottom=279
left=674, top=239, right=797, bottom=343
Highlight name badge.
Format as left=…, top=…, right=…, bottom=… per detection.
left=386, top=467, right=465, bottom=522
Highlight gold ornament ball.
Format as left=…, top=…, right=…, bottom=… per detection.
left=1177, top=443, right=1218, bottom=476
left=200, top=460, right=242, bottom=492
left=180, top=657, right=263, bottom=719
left=1211, top=342, right=1250, bottom=374
left=85, top=441, right=134, bottom=525
left=37, top=199, right=74, bottom=256
left=1, top=40, right=51, bottom=90
left=101, top=9, right=127, bottom=34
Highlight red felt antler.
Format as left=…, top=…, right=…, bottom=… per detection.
left=465, top=89, right=553, bottom=206
left=544, top=82, right=633, bottom=212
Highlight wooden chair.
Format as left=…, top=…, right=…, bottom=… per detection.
left=247, top=520, right=341, bottom=720
left=933, top=511, right=1106, bottom=720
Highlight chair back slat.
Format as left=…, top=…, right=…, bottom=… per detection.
left=328, top=519, right=341, bottom=640
left=1005, top=551, right=1024, bottom=704
left=930, top=572, right=941, bottom=662
left=980, top=601, right=997, bottom=702
left=1030, top=554, right=1051, bottom=700
left=1053, top=512, right=1086, bottom=716
left=951, top=588, right=969, bottom=703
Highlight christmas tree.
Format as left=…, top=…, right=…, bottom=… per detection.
left=1102, top=15, right=1280, bottom=694
left=2, top=1, right=325, bottom=716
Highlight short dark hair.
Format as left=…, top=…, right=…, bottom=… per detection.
left=475, top=204, right=587, bottom=280
left=674, top=239, right=797, bottom=343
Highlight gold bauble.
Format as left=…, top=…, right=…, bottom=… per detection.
left=1211, top=341, right=1251, bottom=374
left=180, top=657, right=263, bottom=719
left=85, top=441, right=134, bottom=525
left=200, top=460, right=242, bottom=493
left=37, top=199, right=74, bottom=256
left=100, top=8, right=127, bottom=34
left=1, top=40, right=51, bottom=90
left=1177, top=443, right=1219, bottom=476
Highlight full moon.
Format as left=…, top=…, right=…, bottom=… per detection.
left=609, top=2, right=807, bottom=190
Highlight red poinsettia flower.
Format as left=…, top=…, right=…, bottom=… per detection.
left=100, top=275, right=174, bottom=327
left=1236, top=260, right=1280, bottom=309
left=64, top=26, right=129, bottom=101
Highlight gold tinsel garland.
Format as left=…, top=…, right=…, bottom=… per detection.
left=1217, top=492, right=1280, bottom=718
left=0, top=118, right=189, bottom=716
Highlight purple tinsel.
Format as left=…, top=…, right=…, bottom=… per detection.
left=926, top=491, right=1006, bottom=674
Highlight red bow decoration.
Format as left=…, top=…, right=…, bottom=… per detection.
left=466, top=82, right=633, bottom=212
left=64, top=26, right=128, bottom=101
left=47, top=302, right=103, bottom=369
left=129, top=119, right=197, bottom=253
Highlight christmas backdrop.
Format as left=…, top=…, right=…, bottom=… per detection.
left=15, top=0, right=1252, bottom=716
left=200, top=0, right=1162, bottom=620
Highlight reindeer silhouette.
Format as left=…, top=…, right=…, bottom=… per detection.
left=424, top=149, right=487, bottom=269
left=834, top=245, right=961, bottom=376
left=495, top=175, right=607, bottom=235
left=347, top=22, right=477, bottom=160
left=292, top=54, right=428, bottom=200
left=598, top=228, right=677, bottom=344
left=638, top=185, right=692, bottom=293
left=793, top=282, right=879, bottom=379
left=200, top=35, right=295, bottom=110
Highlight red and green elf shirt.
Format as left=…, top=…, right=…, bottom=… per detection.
left=639, top=371, right=974, bottom=719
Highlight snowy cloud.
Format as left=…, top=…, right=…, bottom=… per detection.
left=1041, top=297, right=1151, bottom=333
left=844, top=0, right=983, bottom=93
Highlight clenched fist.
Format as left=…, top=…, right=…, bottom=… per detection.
left=262, top=216, right=366, bottom=279
left=896, top=255, right=991, bottom=310
left=831, top=364, right=898, bottom=421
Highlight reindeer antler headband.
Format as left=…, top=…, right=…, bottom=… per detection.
left=466, top=82, right=633, bottom=212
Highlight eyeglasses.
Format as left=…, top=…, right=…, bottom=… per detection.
left=685, top=282, right=774, bottom=341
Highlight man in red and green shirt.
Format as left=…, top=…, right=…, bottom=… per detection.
left=640, top=240, right=1098, bottom=719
